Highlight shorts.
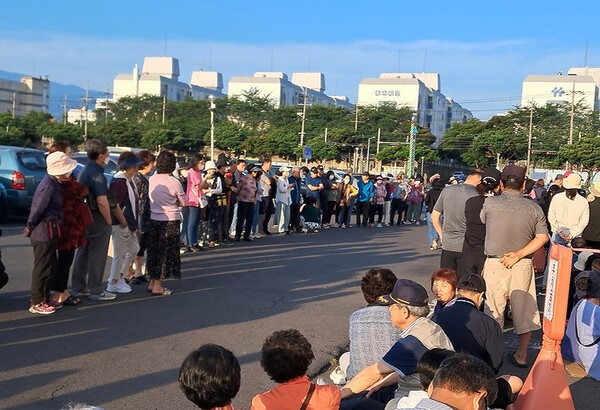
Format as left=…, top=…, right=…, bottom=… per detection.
left=490, top=377, right=517, bottom=409
left=482, top=257, right=541, bottom=334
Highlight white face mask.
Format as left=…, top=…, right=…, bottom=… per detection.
left=104, top=155, right=110, bottom=166
left=343, top=178, right=350, bottom=184
left=64, top=171, right=72, bottom=178
left=329, top=175, right=335, bottom=180
left=414, top=181, right=421, bottom=186
left=376, top=181, right=382, bottom=185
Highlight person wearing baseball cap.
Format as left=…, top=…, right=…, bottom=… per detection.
left=340, top=279, right=453, bottom=406
left=562, top=270, right=600, bottom=381
left=434, top=273, right=523, bottom=407
left=480, top=163, right=548, bottom=367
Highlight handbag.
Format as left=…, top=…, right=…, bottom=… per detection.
left=47, top=219, right=61, bottom=240
left=299, top=383, right=316, bottom=410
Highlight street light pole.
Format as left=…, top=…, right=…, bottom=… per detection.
left=407, top=114, right=417, bottom=178
left=209, top=94, right=216, bottom=161
left=299, top=87, right=307, bottom=147
left=527, top=104, right=533, bottom=175
left=366, top=136, right=375, bottom=173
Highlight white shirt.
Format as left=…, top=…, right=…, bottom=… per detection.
left=548, top=192, right=589, bottom=237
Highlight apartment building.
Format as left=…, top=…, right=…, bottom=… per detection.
left=0, top=76, right=49, bottom=117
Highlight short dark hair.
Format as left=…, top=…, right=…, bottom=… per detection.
left=305, top=196, right=317, bottom=205
left=189, top=153, right=204, bottom=170
left=260, top=329, right=314, bottom=383
left=117, top=151, right=137, bottom=170
left=85, top=139, right=107, bottom=160
left=361, top=267, right=397, bottom=304
left=48, top=141, right=71, bottom=154
left=431, top=268, right=458, bottom=292
left=417, top=349, right=456, bottom=390
left=137, top=150, right=156, bottom=169
left=432, top=353, right=498, bottom=406
left=261, top=156, right=271, bottom=165
left=178, top=344, right=241, bottom=409
left=156, top=151, right=177, bottom=174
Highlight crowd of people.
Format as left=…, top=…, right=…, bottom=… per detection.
left=18, top=138, right=600, bottom=407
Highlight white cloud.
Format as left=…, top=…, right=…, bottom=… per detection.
left=0, top=32, right=596, bottom=119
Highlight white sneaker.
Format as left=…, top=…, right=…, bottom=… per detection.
left=341, top=224, right=346, bottom=229
left=333, top=223, right=339, bottom=228
left=376, top=223, right=382, bottom=228
left=107, top=278, right=131, bottom=294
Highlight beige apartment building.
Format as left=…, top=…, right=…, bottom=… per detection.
left=0, top=76, right=49, bottom=117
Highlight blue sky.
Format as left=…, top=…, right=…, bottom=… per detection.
left=1, top=0, right=599, bottom=119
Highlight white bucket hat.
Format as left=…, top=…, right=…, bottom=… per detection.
left=46, top=151, right=77, bottom=176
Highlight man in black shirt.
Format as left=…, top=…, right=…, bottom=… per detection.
left=434, top=274, right=523, bottom=409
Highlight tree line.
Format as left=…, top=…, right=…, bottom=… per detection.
left=0, top=92, right=598, bottom=178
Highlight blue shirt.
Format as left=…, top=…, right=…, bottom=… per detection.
left=77, top=160, right=108, bottom=202
left=305, top=175, right=321, bottom=199
left=357, top=180, right=374, bottom=203
left=288, top=175, right=301, bottom=204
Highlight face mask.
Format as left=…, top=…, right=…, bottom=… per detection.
left=376, top=181, right=382, bottom=185
left=343, top=178, right=350, bottom=183
left=64, top=171, right=72, bottom=178
left=328, top=175, right=334, bottom=180
left=415, top=181, right=421, bottom=186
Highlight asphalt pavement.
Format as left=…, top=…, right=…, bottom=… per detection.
left=0, top=219, right=597, bottom=409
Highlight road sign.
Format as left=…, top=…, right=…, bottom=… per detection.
left=303, top=146, right=312, bottom=160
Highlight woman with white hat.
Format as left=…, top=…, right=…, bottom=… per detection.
left=275, top=166, right=294, bottom=233
left=547, top=173, right=590, bottom=245
left=24, top=151, right=77, bottom=314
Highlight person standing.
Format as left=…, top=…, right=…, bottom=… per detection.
left=337, top=174, right=358, bottom=229
left=356, top=172, right=374, bottom=228
left=72, top=139, right=117, bottom=302
left=184, top=153, right=205, bottom=252
left=390, top=174, right=408, bottom=226
left=235, top=166, right=260, bottom=242
left=275, top=166, right=294, bottom=234
left=461, top=168, right=502, bottom=275
left=258, top=157, right=274, bottom=235
left=288, top=167, right=303, bottom=233
left=228, top=159, right=244, bottom=238
left=424, top=177, right=444, bottom=250
left=146, top=151, right=186, bottom=296
left=583, top=181, right=600, bottom=249
left=47, top=142, right=89, bottom=306
left=130, top=150, right=155, bottom=282
left=480, top=164, right=548, bottom=367
left=405, top=179, right=424, bottom=225
left=431, top=170, right=482, bottom=277
left=343, top=167, right=359, bottom=227
left=25, top=151, right=77, bottom=314
left=305, top=167, right=324, bottom=209
left=106, top=152, right=144, bottom=294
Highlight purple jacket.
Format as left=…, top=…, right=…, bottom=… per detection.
left=27, top=175, right=63, bottom=242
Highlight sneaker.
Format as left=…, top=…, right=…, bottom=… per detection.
left=333, top=223, right=339, bottom=228
left=376, top=223, right=382, bottom=228
left=254, top=233, right=263, bottom=239
left=341, top=224, right=346, bottom=229
left=88, top=291, right=117, bottom=301
left=415, top=221, right=420, bottom=226
left=302, top=228, right=308, bottom=233
left=430, top=246, right=435, bottom=251
left=107, top=279, right=131, bottom=294
left=46, top=300, right=63, bottom=309
left=29, top=302, right=56, bottom=315
left=190, top=245, right=204, bottom=253
left=180, top=246, right=191, bottom=254
left=404, top=221, right=412, bottom=225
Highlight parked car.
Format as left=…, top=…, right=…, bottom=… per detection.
left=452, top=171, right=467, bottom=182
left=72, top=152, right=119, bottom=185
left=0, top=145, right=48, bottom=220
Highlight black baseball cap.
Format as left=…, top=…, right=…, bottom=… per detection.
left=458, top=274, right=486, bottom=293
left=501, top=165, right=526, bottom=184
left=377, top=279, right=429, bottom=307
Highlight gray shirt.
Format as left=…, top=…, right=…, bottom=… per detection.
left=433, top=184, right=478, bottom=252
left=480, top=190, right=548, bottom=257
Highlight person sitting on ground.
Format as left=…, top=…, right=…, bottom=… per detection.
left=433, top=274, right=523, bottom=409
left=385, top=348, right=455, bottom=410
left=346, top=268, right=402, bottom=380
left=300, top=196, right=321, bottom=233
left=562, top=270, right=600, bottom=381
left=340, top=279, right=453, bottom=410
left=251, top=329, right=341, bottom=410
left=408, top=353, right=498, bottom=410
left=179, top=344, right=241, bottom=410
left=430, top=268, right=458, bottom=316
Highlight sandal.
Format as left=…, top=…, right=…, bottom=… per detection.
left=510, top=352, right=528, bottom=368
left=62, top=296, right=81, bottom=306
left=151, top=288, right=172, bottom=296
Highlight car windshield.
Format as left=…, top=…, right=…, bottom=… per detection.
left=17, top=151, right=47, bottom=170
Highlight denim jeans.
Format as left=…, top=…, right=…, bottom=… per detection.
left=426, top=212, right=440, bottom=246
left=187, top=206, right=202, bottom=247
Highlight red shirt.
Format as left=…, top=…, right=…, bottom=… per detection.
left=251, top=375, right=341, bottom=410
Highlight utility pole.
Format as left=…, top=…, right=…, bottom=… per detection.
left=83, top=83, right=90, bottom=142
left=62, top=95, right=68, bottom=124
left=354, top=104, right=359, bottom=132
left=162, top=95, right=166, bottom=124
left=299, top=87, right=307, bottom=146
left=324, top=127, right=328, bottom=144
left=12, top=92, right=16, bottom=118
left=407, top=114, right=417, bottom=178
left=527, top=104, right=533, bottom=174
left=209, top=95, right=216, bottom=160
left=376, top=128, right=381, bottom=154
